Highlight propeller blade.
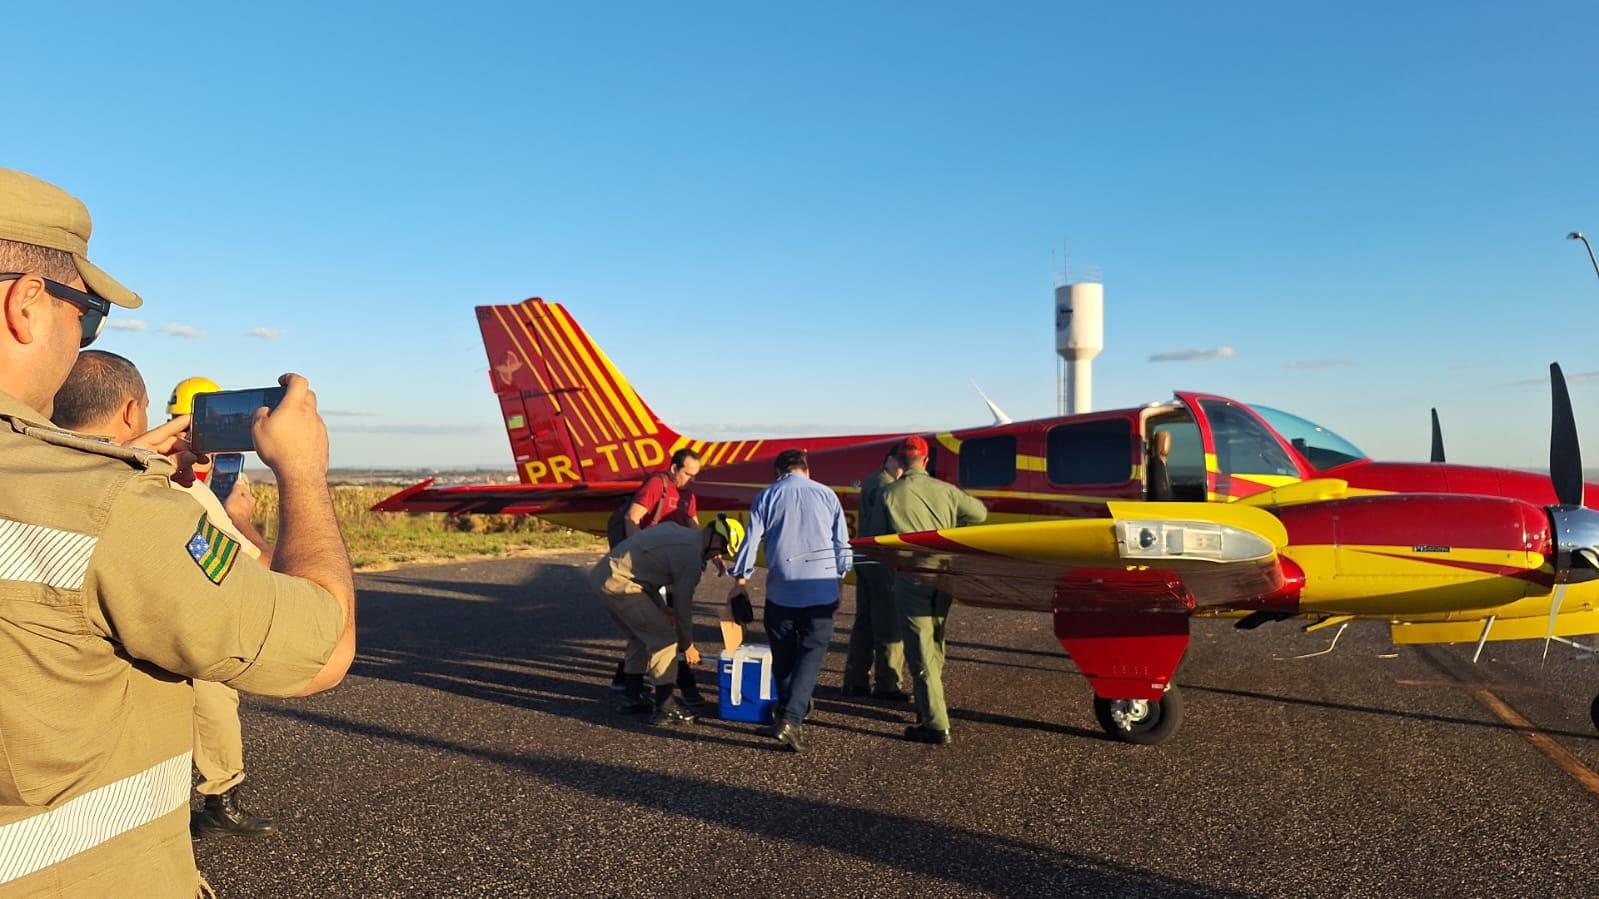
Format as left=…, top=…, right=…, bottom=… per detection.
left=1430, top=408, right=1446, bottom=463
left=1549, top=363, right=1584, bottom=507
left=1543, top=583, right=1569, bottom=663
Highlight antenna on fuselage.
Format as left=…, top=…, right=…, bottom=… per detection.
left=971, top=380, right=1013, bottom=425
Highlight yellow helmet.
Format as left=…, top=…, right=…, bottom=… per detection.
left=709, top=514, right=745, bottom=559
left=167, top=376, right=221, bottom=416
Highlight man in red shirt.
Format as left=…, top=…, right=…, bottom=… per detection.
left=611, top=448, right=705, bottom=708
left=623, top=448, right=701, bottom=536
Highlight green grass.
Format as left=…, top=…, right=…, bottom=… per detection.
left=250, top=484, right=601, bottom=570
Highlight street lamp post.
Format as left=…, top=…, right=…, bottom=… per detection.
left=1569, top=231, right=1599, bottom=282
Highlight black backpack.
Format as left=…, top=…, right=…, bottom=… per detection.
left=605, top=473, right=672, bottom=548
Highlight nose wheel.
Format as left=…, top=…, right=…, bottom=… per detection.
left=1093, top=686, right=1184, bottom=745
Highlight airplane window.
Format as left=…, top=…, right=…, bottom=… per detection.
left=1151, top=420, right=1207, bottom=499
left=1199, top=401, right=1299, bottom=476
left=1047, top=419, right=1133, bottom=485
left=1252, top=405, right=1368, bottom=470
left=959, top=435, right=1017, bottom=488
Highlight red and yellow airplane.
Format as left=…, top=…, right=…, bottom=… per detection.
left=377, top=298, right=1599, bottom=744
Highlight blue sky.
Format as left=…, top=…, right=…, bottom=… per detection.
left=10, top=2, right=1598, bottom=468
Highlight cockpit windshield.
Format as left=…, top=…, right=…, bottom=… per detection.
left=1253, top=405, right=1368, bottom=470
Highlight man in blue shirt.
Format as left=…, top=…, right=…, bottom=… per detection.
left=727, top=449, right=852, bottom=753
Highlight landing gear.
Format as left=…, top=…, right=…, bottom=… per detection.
left=1093, top=686, right=1184, bottom=745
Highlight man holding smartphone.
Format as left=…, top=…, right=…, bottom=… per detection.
left=55, top=359, right=281, bottom=839
left=0, top=169, right=356, bottom=896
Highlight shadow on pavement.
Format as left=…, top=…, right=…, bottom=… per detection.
left=259, top=705, right=1249, bottom=899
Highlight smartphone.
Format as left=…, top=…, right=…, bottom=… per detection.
left=190, top=386, right=286, bottom=454
left=208, top=452, right=244, bottom=501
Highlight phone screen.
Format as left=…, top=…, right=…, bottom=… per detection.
left=208, top=453, right=244, bottom=501
left=190, top=386, right=286, bottom=454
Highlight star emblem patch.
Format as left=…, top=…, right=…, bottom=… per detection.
left=187, top=515, right=240, bottom=585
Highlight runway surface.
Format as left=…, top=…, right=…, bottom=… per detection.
left=196, top=553, right=1599, bottom=898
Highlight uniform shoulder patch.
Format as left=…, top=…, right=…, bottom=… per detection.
left=187, top=515, right=241, bottom=585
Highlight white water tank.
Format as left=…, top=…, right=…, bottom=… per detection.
left=1055, top=281, right=1104, bottom=414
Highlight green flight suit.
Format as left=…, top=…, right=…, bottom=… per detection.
left=842, top=467, right=905, bottom=692
left=883, top=467, right=987, bottom=732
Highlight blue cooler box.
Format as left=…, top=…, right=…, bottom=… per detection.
left=719, top=644, right=775, bottom=723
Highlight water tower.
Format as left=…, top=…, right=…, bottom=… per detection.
left=1055, top=277, right=1103, bottom=415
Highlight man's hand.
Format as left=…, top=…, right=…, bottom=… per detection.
left=123, top=416, right=199, bottom=485
left=727, top=577, right=748, bottom=600
left=223, top=473, right=258, bottom=526
left=124, top=415, right=190, bottom=455
left=253, top=373, right=329, bottom=484
left=684, top=645, right=701, bottom=666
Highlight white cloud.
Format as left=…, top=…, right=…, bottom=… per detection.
left=246, top=327, right=286, bottom=340
left=328, top=423, right=491, bottom=435
left=1148, top=347, right=1237, bottom=363
left=1511, top=370, right=1599, bottom=387
left=159, top=323, right=204, bottom=339
left=106, top=319, right=148, bottom=332
left=1284, top=358, right=1354, bottom=370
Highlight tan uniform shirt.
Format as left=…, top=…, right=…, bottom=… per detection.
left=588, top=523, right=706, bottom=647
left=0, top=391, right=343, bottom=898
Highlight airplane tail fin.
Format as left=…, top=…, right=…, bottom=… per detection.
left=479, top=299, right=748, bottom=486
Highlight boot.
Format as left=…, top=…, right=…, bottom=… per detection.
left=616, top=673, right=652, bottom=714
left=677, top=663, right=706, bottom=710
left=191, top=787, right=276, bottom=838
left=648, top=684, right=696, bottom=727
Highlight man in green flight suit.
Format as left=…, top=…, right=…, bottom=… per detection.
left=841, top=450, right=908, bottom=700
left=883, top=435, right=987, bottom=744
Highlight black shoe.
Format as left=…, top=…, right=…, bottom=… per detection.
left=873, top=688, right=912, bottom=702
left=616, top=696, right=654, bottom=714
left=840, top=684, right=871, bottom=698
left=679, top=691, right=707, bottom=710
left=773, top=721, right=805, bottom=753
left=903, top=725, right=951, bottom=745
left=191, top=787, right=275, bottom=838
left=649, top=705, right=697, bottom=727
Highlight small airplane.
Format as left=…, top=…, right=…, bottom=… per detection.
left=376, top=297, right=1599, bottom=744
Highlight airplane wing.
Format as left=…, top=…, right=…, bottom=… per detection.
left=850, top=501, right=1294, bottom=614
left=371, top=478, right=644, bottom=516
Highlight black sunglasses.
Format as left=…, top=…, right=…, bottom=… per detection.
left=0, top=273, right=110, bottom=347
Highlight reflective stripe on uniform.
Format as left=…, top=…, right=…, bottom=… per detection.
left=0, top=517, right=97, bottom=590
left=0, top=752, right=191, bottom=884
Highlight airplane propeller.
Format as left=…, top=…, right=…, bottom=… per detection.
left=1550, top=363, right=1583, bottom=508
left=1542, top=362, right=1599, bottom=660
left=1430, top=408, right=1445, bottom=463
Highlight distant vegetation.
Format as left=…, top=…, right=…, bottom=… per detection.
left=248, top=483, right=601, bottom=571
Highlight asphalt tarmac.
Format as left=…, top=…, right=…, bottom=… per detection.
left=196, top=553, right=1599, bottom=898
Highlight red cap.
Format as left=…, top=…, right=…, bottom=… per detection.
left=897, top=435, right=929, bottom=457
